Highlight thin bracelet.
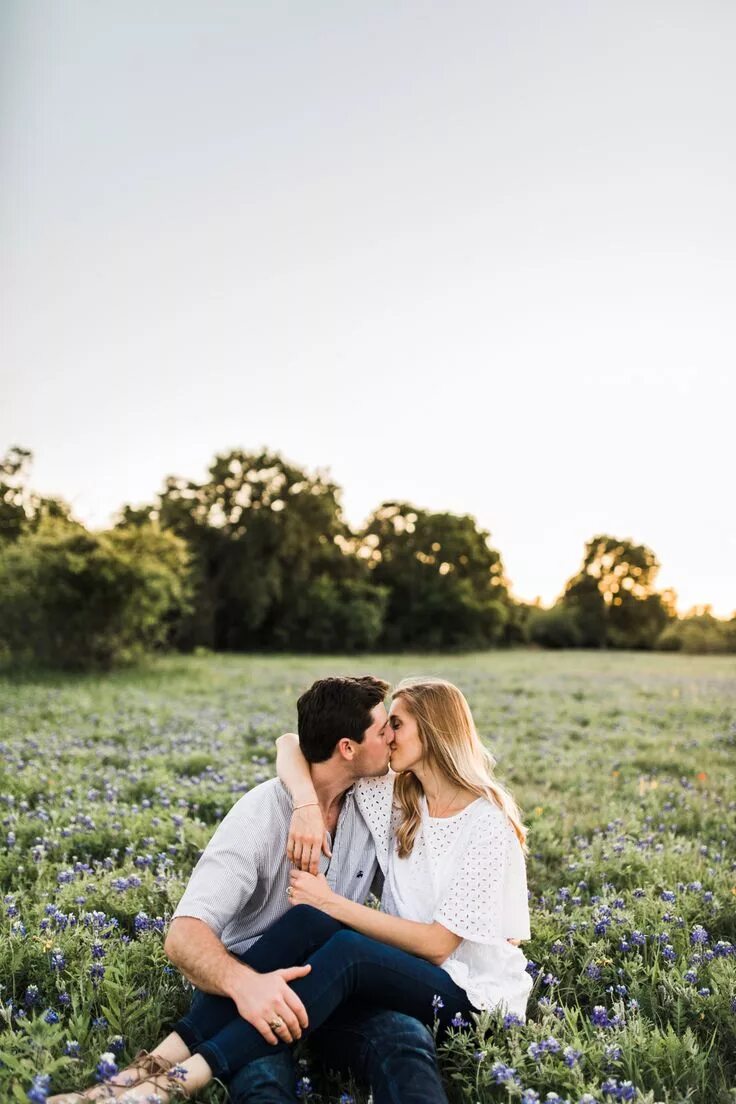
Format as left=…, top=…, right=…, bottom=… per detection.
left=294, top=801, right=319, bottom=810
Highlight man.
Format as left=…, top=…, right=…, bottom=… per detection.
left=165, top=675, right=448, bottom=1104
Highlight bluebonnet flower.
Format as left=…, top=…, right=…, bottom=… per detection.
left=605, top=1044, right=623, bottom=1063
left=586, top=962, right=602, bottom=979
left=295, top=1076, right=312, bottom=1098
left=591, top=1005, right=610, bottom=1027
left=58, top=992, right=71, bottom=1007
left=339, top=1095, right=354, bottom=1104
left=26, top=1073, right=51, bottom=1103
left=697, top=987, right=711, bottom=997
left=690, top=925, right=709, bottom=945
left=683, top=969, right=697, bottom=984
left=503, top=1011, right=525, bottom=1028
left=563, top=1045, right=583, bottom=1067
left=490, top=1060, right=519, bottom=1084
left=526, top=959, right=541, bottom=979
left=550, top=940, right=567, bottom=954
left=661, top=945, right=676, bottom=962
left=450, top=1011, right=469, bottom=1028
left=64, top=1040, right=81, bottom=1057
left=630, top=930, right=646, bottom=946
left=521, top=1091, right=540, bottom=1103
left=43, top=1009, right=59, bottom=1024
left=50, top=949, right=65, bottom=971
left=108, top=1035, right=125, bottom=1054
left=601, top=1078, right=636, bottom=1100
left=431, top=994, right=444, bottom=1010
left=660, top=890, right=676, bottom=903
left=24, top=985, right=40, bottom=1007
left=96, top=1053, right=118, bottom=1081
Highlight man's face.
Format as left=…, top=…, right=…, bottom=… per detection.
left=351, top=702, right=391, bottom=777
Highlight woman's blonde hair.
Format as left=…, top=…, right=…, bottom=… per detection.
left=391, top=677, right=528, bottom=859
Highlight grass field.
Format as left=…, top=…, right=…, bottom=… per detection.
left=1, top=652, right=735, bottom=1103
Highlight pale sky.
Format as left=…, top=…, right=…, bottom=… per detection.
left=2, top=2, right=735, bottom=616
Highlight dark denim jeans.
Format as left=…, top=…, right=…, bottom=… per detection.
left=174, top=905, right=475, bottom=1087
left=228, top=1002, right=447, bottom=1104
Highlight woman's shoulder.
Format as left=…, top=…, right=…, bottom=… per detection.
left=466, top=797, right=520, bottom=847
left=355, top=769, right=396, bottom=801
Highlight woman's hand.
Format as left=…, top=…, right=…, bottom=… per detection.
left=287, top=805, right=331, bottom=874
left=288, top=870, right=337, bottom=913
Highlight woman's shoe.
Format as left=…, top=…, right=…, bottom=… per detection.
left=47, top=1052, right=180, bottom=1103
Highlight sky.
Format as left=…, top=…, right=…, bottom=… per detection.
left=2, top=1, right=735, bottom=616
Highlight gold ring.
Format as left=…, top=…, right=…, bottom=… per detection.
left=269, top=1016, right=284, bottom=1031
left=286, top=886, right=293, bottom=897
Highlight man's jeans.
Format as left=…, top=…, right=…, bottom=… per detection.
left=174, top=906, right=471, bottom=1096
left=228, top=1002, right=447, bottom=1104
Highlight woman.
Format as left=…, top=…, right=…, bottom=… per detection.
left=52, top=678, right=531, bottom=1102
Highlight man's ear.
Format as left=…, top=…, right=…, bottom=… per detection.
left=336, top=737, right=355, bottom=761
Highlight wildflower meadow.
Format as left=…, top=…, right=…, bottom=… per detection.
left=1, top=651, right=734, bottom=1104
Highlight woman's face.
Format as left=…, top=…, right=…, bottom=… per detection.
left=387, top=697, right=424, bottom=772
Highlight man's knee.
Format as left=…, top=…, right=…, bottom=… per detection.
left=227, top=1051, right=296, bottom=1104
left=362, top=1010, right=435, bottom=1054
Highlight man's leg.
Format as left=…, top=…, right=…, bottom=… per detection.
left=310, top=1002, right=449, bottom=1104
left=196, top=929, right=476, bottom=1081
left=174, top=906, right=343, bottom=1051
left=227, top=1051, right=298, bottom=1104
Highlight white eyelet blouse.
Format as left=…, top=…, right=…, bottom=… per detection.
left=355, top=772, right=533, bottom=1018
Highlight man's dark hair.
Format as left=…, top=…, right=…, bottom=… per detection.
left=297, top=676, right=390, bottom=764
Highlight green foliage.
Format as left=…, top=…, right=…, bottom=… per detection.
left=0, top=521, right=191, bottom=668
left=272, top=575, right=389, bottom=653
left=362, top=502, right=509, bottom=649
left=658, top=609, right=736, bottom=655
left=122, top=449, right=379, bottom=652
left=527, top=604, right=584, bottom=648
left=0, top=446, right=73, bottom=544
left=561, top=535, right=675, bottom=649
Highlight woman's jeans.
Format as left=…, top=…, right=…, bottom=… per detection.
left=173, top=905, right=477, bottom=1082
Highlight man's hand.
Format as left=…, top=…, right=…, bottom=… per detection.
left=288, top=870, right=337, bottom=913
left=228, top=963, right=312, bottom=1045
left=287, top=805, right=331, bottom=874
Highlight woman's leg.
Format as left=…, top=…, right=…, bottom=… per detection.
left=196, top=929, right=477, bottom=1082
left=173, top=906, right=343, bottom=1050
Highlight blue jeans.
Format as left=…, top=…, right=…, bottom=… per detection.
left=228, top=1002, right=447, bottom=1104
left=174, top=905, right=476, bottom=1084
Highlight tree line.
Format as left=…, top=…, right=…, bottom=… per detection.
left=1, top=446, right=733, bottom=668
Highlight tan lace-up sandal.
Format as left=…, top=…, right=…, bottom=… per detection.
left=47, top=1051, right=180, bottom=1103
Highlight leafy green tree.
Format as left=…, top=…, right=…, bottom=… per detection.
left=121, top=450, right=385, bottom=651
left=0, top=446, right=72, bottom=543
left=560, top=534, right=674, bottom=649
left=0, top=520, right=191, bottom=668
left=360, top=502, right=508, bottom=649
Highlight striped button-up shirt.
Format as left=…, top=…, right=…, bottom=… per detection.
left=172, top=778, right=379, bottom=954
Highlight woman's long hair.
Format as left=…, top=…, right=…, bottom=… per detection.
left=392, top=677, right=528, bottom=859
